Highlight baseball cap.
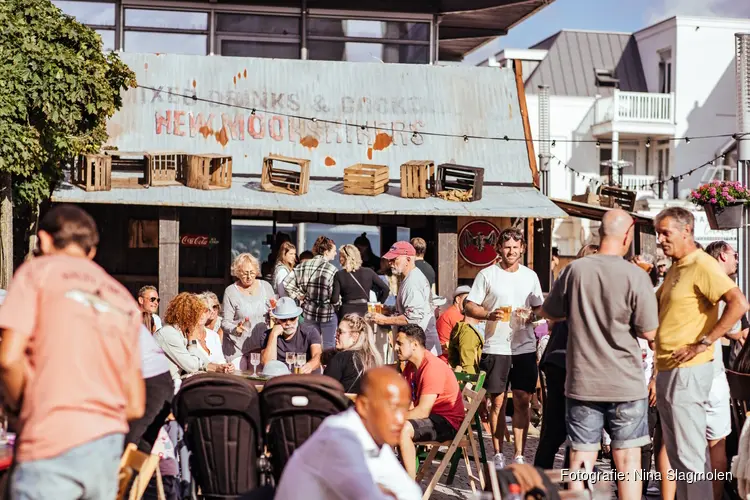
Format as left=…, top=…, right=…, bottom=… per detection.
left=453, top=285, right=471, bottom=298
left=383, top=241, right=416, bottom=260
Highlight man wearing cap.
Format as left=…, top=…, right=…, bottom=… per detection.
left=369, top=242, right=441, bottom=356
left=261, top=297, right=323, bottom=374
left=436, top=285, right=471, bottom=363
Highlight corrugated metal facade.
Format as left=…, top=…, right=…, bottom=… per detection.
left=525, top=31, right=648, bottom=97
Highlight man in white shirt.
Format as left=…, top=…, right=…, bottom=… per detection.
left=138, top=285, right=163, bottom=330
left=274, top=367, right=421, bottom=500
left=464, top=227, right=544, bottom=468
left=370, top=241, right=441, bottom=356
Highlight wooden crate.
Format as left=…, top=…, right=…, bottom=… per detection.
left=599, top=186, right=636, bottom=212
left=186, top=154, right=232, bottom=190
left=102, top=151, right=149, bottom=188
left=145, top=152, right=189, bottom=187
left=344, top=164, right=389, bottom=196
left=436, top=164, right=484, bottom=201
left=73, top=154, right=111, bottom=192
left=400, top=161, right=435, bottom=199
left=261, top=155, right=310, bottom=195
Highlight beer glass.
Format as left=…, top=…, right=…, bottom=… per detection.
left=497, top=305, right=512, bottom=322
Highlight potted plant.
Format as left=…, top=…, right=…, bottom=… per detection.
left=689, top=181, right=750, bottom=230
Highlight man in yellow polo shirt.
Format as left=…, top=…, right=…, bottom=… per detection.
left=654, top=207, right=749, bottom=500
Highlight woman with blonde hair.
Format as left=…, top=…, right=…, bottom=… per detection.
left=331, top=244, right=389, bottom=318
left=222, top=253, right=276, bottom=370
left=273, top=241, right=297, bottom=298
left=324, top=313, right=383, bottom=393
left=197, top=293, right=227, bottom=364
left=154, top=293, right=233, bottom=392
left=200, top=291, right=223, bottom=339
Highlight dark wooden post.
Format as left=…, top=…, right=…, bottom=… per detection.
left=532, top=218, right=552, bottom=292
left=436, top=217, right=458, bottom=300
left=158, top=207, right=179, bottom=317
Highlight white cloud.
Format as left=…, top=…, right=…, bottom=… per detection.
left=648, top=0, right=750, bottom=24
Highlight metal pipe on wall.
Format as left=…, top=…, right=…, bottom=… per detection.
left=736, top=33, right=750, bottom=296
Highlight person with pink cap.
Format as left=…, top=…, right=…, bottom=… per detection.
left=368, top=241, right=441, bottom=356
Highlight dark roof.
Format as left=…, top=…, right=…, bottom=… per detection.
left=158, top=0, right=555, bottom=61
left=525, top=30, right=647, bottom=97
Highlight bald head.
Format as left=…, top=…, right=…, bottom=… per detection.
left=360, top=366, right=409, bottom=400
left=600, top=209, right=634, bottom=237
left=356, top=367, right=411, bottom=447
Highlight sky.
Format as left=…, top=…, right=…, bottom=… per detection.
left=462, top=0, right=750, bottom=65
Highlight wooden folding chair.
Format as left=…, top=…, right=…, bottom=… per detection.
left=117, top=443, right=166, bottom=500
left=446, top=371, right=487, bottom=485
left=415, top=384, right=487, bottom=500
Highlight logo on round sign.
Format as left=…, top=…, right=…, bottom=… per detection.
left=459, top=220, right=500, bottom=267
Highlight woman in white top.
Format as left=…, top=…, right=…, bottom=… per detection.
left=273, top=241, right=297, bottom=298
left=197, top=292, right=227, bottom=364
left=222, top=253, right=276, bottom=370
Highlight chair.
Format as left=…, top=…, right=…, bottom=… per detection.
left=727, top=370, right=750, bottom=432
left=445, top=371, right=487, bottom=485
left=117, top=443, right=166, bottom=500
left=415, top=384, right=487, bottom=499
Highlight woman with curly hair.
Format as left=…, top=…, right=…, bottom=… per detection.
left=155, top=292, right=233, bottom=392
left=323, top=313, right=383, bottom=393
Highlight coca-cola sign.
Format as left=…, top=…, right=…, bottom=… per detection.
left=180, top=234, right=219, bottom=248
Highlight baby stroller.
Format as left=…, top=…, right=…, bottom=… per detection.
left=173, top=373, right=265, bottom=499
left=259, top=374, right=351, bottom=481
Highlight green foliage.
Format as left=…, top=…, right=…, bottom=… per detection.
left=0, top=0, right=136, bottom=204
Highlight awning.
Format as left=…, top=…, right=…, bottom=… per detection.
left=52, top=179, right=566, bottom=218
left=552, top=198, right=653, bottom=229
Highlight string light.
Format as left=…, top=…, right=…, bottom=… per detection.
left=463, top=135, right=469, bottom=143
left=551, top=140, right=556, bottom=148
left=646, top=138, right=651, bottom=148
left=136, top=84, right=748, bottom=146
left=685, top=137, right=690, bottom=144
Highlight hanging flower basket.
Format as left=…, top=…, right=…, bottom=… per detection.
left=690, top=181, right=750, bottom=230
left=704, top=203, right=744, bottom=230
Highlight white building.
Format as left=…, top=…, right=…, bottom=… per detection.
left=473, top=16, right=750, bottom=254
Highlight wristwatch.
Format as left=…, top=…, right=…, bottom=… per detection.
left=189, top=339, right=199, bottom=347
left=698, top=337, right=712, bottom=347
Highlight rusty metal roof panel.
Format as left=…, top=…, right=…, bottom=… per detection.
left=52, top=180, right=567, bottom=218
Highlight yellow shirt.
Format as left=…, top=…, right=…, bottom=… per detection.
left=655, top=249, right=737, bottom=371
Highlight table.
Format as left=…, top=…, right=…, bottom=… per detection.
left=234, top=372, right=357, bottom=401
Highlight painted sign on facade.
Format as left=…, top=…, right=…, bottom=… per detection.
left=459, top=219, right=500, bottom=267
left=108, top=53, right=531, bottom=181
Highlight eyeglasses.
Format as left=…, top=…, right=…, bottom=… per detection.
left=623, top=219, right=636, bottom=246
left=277, top=317, right=296, bottom=324
left=212, top=304, right=220, bottom=311
left=500, top=230, right=524, bottom=242
left=149, top=297, right=160, bottom=304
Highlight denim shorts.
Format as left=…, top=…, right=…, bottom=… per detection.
left=566, top=398, right=650, bottom=451
left=11, top=433, right=124, bottom=500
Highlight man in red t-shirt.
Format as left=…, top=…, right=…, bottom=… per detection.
left=396, top=324, right=465, bottom=478
left=435, top=285, right=471, bottom=363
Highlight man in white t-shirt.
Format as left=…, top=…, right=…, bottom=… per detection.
left=465, top=227, right=544, bottom=468
left=370, top=241, right=441, bottom=356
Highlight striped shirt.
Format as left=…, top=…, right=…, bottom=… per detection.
left=283, top=255, right=338, bottom=322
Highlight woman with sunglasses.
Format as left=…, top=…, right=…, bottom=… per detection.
left=197, top=293, right=227, bottom=364
left=324, top=314, right=383, bottom=394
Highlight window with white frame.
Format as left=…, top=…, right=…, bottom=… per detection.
left=215, top=13, right=301, bottom=59
left=658, top=49, right=672, bottom=94
left=124, top=9, right=209, bottom=55
left=306, top=17, right=429, bottom=64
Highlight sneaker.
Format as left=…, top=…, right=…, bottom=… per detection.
left=514, top=455, right=525, bottom=465
left=493, top=453, right=506, bottom=469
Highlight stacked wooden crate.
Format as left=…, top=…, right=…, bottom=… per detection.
left=435, top=164, right=484, bottom=201
left=186, top=154, right=232, bottom=190
left=261, top=155, right=310, bottom=195
left=73, top=154, right=111, bottom=192
left=343, top=164, right=389, bottom=196
left=400, top=161, right=435, bottom=199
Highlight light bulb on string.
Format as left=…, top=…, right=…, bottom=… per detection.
left=685, top=137, right=690, bottom=144
left=551, top=140, right=556, bottom=148
left=503, top=135, right=509, bottom=141
left=646, top=139, right=651, bottom=148
left=595, top=140, right=601, bottom=148
left=463, top=135, right=469, bottom=143
left=311, top=117, right=317, bottom=123
left=251, top=108, right=256, bottom=116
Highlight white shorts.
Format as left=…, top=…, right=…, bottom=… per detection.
left=706, top=373, right=732, bottom=441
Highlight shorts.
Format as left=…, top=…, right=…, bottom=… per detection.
left=707, top=374, right=731, bottom=441
left=509, top=352, right=539, bottom=394
left=410, top=414, right=457, bottom=443
left=479, top=353, right=512, bottom=394
left=566, top=397, right=651, bottom=452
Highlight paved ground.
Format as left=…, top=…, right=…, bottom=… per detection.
left=424, top=419, right=661, bottom=500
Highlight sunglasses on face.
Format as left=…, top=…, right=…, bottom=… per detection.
left=212, top=305, right=220, bottom=311
left=149, top=297, right=160, bottom=304
left=501, top=231, right=524, bottom=242
left=277, top=317, right=296, bottom=324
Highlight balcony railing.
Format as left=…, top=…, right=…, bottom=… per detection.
left=594, top=90, right=675, bottom=125
left=599, top=174, right=658, bottom=191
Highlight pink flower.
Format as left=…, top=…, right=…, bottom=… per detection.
left=709, top=187, right=717, bottom=195
left=727, top=196, right=736, bottom=202
left=710, top=198, right=717, bottom=204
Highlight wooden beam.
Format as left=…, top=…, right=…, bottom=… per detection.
left=436, top=217, right=458, bottom=300
left=513, top=60, right=539, bottom=188
left=158, top=207, right=179, bottom=317
left=526, top=217, right=535, bottom=271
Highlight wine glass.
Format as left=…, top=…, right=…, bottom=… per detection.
left=285, top=352, right=296, bottom=373
left=296, top=352, right=306, bottom=373
left=250, top=352, right=260, bottom=377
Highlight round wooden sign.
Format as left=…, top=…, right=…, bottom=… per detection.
left=458, top=220, right=500, bottom=267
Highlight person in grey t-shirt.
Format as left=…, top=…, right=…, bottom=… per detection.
left=543, top=209, right=658, bottom=499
